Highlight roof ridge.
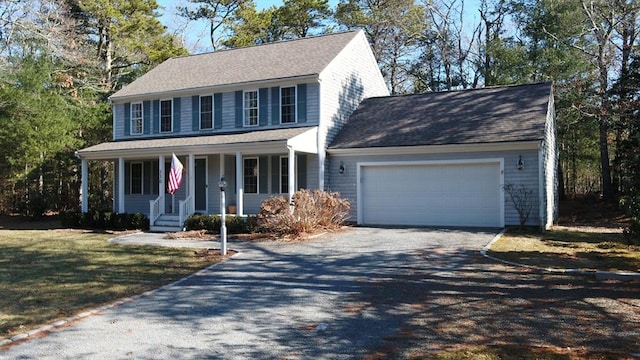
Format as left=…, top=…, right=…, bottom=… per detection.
left=365, top=82, right=552, bottom=101
left=167, top=30, right=362, bottom=60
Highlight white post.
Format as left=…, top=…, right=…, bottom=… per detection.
left=188, top=154, right=195, bottom=212
left=118, top=157, right=125, bottom=213
left=81, top=159, right=88, bottom=212
left=236, top=151, right=243, bottom=216
left=220, top=184, right=227, bottom=255
left=159, top=155, right=165, bottom=213
left=219, top=154, right=225, bottom=212
left=288, top=146, right=295, bottom=205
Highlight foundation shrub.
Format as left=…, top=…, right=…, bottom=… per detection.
left=183, top=214, right=256, bottom=234
left=258, top=190, right=350, bottom=236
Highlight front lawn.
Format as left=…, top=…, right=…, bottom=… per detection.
left=488, top=227, right=640, bottom=272
left=0, top=229, right=222, bottom=339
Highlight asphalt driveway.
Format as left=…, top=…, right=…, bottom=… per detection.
left=1, top=227, right=639, bottom=359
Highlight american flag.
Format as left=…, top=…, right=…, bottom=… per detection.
left=167, top=153, right=183, bottom=195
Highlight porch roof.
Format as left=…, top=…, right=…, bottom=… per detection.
left=76, top=126, right=318, bottom=160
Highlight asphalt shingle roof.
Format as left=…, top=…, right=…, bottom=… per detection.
left=329, top=82, right=553, bottom=149
left=77, top=127, right=316, bottom=158
left=110, top=31, right=361, bottom=100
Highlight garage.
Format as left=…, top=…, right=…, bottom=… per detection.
left=358, top=160, right=503, bottom=227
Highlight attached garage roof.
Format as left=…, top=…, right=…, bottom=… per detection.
left=329, top=82, right=552, bottom=149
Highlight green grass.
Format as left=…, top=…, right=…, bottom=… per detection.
left=488, top=228, right=640, bottom=272
left=0, top=229, right=220, bottom=338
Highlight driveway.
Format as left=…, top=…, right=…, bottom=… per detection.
left=1, top=227, right=639, bottom=359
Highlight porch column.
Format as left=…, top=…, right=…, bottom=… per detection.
left=188, top=154, right=195, bottom=211
left=288, top=146, right=295, bottom=205
left=80, top=159, right=88, bottom=212
left=118, top=157, right=125, bottom=213
left=236, top=151, right=243, bottom=216
left=159, top=155, right=165, bottom=212
left=219, top=154, right=225, bottom=214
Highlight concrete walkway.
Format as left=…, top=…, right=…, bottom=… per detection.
left=2, top=228, right=639, bottom=359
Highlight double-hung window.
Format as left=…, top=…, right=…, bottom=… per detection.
left=243, top=158, right=258, bottom=193
left=131, top=102, right=143, bottom=135
left=280, top=86, right=296, bottom=124
left=160, top=99, right=172, bottom=132
left=130, top=162, right=143, bottom=195
left=280, top=157, right=289, bottom=193
left=243, top=90, right=258, bottom=127
left=200, top=95, right=213, bottom=129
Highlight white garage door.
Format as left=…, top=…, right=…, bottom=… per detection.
left=360, top=161, right=502, bottom=227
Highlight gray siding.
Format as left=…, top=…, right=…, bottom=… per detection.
left=328, top=150, right=541, bottom=227
left=113, top=83, right=319, bottom=141
left=318, top=33, right=389, bottom=187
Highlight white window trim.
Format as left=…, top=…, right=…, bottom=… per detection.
left=130, top=102, right=143, bottom=135
left=280, top=86, right=297, bottom=124
left=279, top=156, right=288, bottom=194
left=130, top=161, right=144, bottom=195
left=199, top=94, right=213, bottom=130
left=160, top=98, right=173, bottom=133
left=243, top=157, right=259, bottom=193
left=243, top=90, right=259, bottom=127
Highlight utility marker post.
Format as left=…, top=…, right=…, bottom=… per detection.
left=219, top=177, right=227, bottom=255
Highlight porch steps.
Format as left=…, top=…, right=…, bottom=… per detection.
left=150, top=214, right=183, bottom=233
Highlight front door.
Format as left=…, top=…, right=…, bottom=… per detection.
left=195, top=158, right=207, bottom=212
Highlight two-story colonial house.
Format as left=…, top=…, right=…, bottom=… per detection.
left=77, top=30, right=558, bottom=231
left=76, top=30, right=390, bottom=231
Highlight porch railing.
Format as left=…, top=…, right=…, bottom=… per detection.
left=179, top=195, right=194, bottom=230
left=149, top=196, right=162, bottom=226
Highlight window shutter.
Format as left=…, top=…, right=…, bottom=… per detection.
left=173, top=97, right=181, bottom=132
left=259, top=156, right=268, bottom=194
left=142, top=101, right=151, bottom=135
left=259, top=88, right=268, bottom=126
left=271, top=87, right=280, bottom=125
left=297, top=154, right=307, bottom=189
left=214, top=93, right=222, bottom=129
left=143, top=161, right=151, bottom=195
left=153, top=100, right=160, bottom=134
left=271, top=156, right=280, bottom=193
left=297, top=84, right=307, bottom=123
left=235, top=91, right=243, bottom=128
left=192, top=95, right=199, bottom=131
left=152, top=161, right=159, bottom=195
left=124, top=161, right=130, bottom=195
left=124, top=103, right=131, bottom=136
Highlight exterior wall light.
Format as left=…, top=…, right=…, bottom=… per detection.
left=517, top=155, right=524, bottom=170
left=339, top=161, right=346, bottom=174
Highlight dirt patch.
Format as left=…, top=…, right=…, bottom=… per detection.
left=193, top=249, right=237, bottom=261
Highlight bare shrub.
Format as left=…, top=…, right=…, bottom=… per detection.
left=503, top=184, right=535, bottom=229
left=258, top=190, right=350, bottom=236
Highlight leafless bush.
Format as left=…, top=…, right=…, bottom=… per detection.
left=503, top=184, right=535, bottom=229
left=258, top=190, right=350, bottom=236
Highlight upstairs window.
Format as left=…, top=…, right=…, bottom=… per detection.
left=160, top=99, right=172, bottom=132
left=131, top=102, right=143, bottom=135
left=200, top=95, right=213, bottom=129
left=244, top=90, right=258, bottom=127
left=243, top=158, right=258, bottom=193
left=280, top=86, right=296, bottom=124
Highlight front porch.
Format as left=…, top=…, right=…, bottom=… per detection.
left=75, top=127, right=320, bottom=232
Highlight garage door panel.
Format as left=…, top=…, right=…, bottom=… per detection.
left=361, top=162, right=501, bottom=227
